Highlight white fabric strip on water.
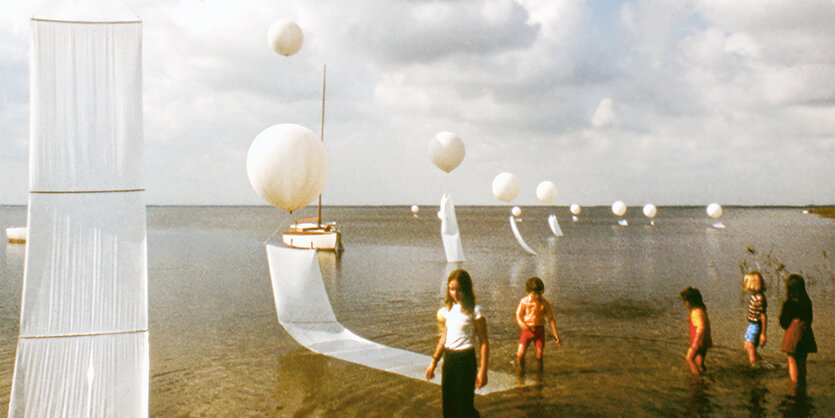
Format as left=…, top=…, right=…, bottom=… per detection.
left=510, top=216, right=537, bottom=255
left=439, top=193, right=465, bottom=262
left=548, top=214, right=563, bottom=237
left=266, top=245, right=525, bottom=395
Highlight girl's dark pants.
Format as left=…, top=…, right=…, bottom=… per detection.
left=442, top=348, right=479, bottom=418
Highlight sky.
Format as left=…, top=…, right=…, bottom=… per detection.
left=1, top=0, right=833, bottom=207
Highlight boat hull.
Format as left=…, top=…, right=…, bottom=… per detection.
left=282, top=230, right=342, bottom=251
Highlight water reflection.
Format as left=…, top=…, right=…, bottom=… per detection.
left=686, top=376, right=713, bottom=416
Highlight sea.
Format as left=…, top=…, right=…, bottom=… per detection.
left=1, top=205, right=833, bottom=416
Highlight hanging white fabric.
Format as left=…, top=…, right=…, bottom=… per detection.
left=547, top=214, right=563, bottom=237
left=266, top=245, right=525, bottom=395
left=11, top=2, right=148, bottom=416
left=439, top=193, right=465, bottom=262
left=510, top=216, right=536, bottom=255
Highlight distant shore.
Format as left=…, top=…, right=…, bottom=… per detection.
left=809, top=207, right=835, bottom=218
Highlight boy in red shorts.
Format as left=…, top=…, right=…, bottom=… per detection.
left=515, top=277, right=561, bottom=372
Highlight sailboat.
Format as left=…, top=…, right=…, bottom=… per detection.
left=282, top=65, right=342, bottom=252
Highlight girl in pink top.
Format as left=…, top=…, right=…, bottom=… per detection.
left=680, top=287, right=712, bottom=376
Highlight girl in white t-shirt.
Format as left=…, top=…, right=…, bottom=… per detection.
left=426, top=269, right=489, bottom=417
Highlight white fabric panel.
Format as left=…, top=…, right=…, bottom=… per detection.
left=33, top=0, right=140, bottom=22
left=510, top=216, right=537, bottom=255
left=20, top=192, right=147, bottom=337
left=29, top=19, right=143, bottom=191
left=548, top=214, right=563, bottom=237
left=439, top=194, right=465, bottom=263
left=9, top=332, right=148, bottom=418
left=266, top=245, right=524, bottom=395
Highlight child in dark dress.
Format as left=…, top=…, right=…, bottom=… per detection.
left=780, top=274, right=817, bottom=390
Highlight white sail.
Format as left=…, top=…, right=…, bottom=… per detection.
left=547, top=214, right=563, bottom=237
left=510, top=216, right=537, bottom=255
left=11, top=1, right=148, bottom=416
left=439, top=193, right=465, bottom=262
left=266, top=245, right=524, bottom=394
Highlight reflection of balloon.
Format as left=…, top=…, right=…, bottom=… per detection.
left=570, top=204, right=581, bottom=215
left=643, top=203, right=657, bottom=218
left=246, top=124, right=328, bottom=212
left=428, top=131, right=465, bottom=173
left=612, top=201, right=627, bottom=217
left=492, top=172, right=520, bottom=202
left=511, top=206, right=522, bottom=217
left=411, top=205, right=419, bottom=214
left=707, top=203, right=723, bottom=218
left=536, top=181, right=558, bottom=204
left=268, top=20, right=304, bottom=56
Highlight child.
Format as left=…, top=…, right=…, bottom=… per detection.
left=780, top=274, right=817, bottom=390
left=743, top=272, right=769, bottom=367
left=426, top=269, right=489, bottom=417
left=680, top=287, right=712, bottom=376
left=515, top=277, right=561, bottom=371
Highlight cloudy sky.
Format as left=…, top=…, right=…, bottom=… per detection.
left=1, top=0, right=833, bottom=206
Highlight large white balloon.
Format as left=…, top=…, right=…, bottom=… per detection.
left=411, top=204, right=419, bottom=214
left=246, top=124, right=328, bottom=212
left=570, top=204, right=581, bottom=215
left=428, top=131, right=465, bottom=173
left=268, top=20, right=304, bottom=56
left=536, top=181, right=558, bottom=204
left=612, top=201, right=627, bottom=217
left=707, top=203, right=723, bottom=219
left=511, top=206, right=522, bottom=217
left=643, top=203, right=657, bottom=218
left=492, top=172, right=520, bottom=202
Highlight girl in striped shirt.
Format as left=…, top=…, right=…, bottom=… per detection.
left=743, top=272, right=768, bottom=367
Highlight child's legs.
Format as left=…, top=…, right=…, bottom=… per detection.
left=787, top=353, right=807, bottom=385
left=744, top=341, right=758, bottom=364
left=787, top=354, right=799, bottom=383
left=533, top=326, right=546, bottom=360
left=743, top=322, right=761, bottom=363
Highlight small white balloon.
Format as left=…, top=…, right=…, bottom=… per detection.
left=246, top=124, right=328, bottom=212
left=643, top=203, right=657, bottom=218
left=411, top=205, right=419, bottom=214
left=511, top=206, right=522, bottom=217
left=570, top=204, right=581, bottom=215
left=612, top=201, right=627, bottom=217
left=707, top=203, right=723, bottom=219
left=492, top=172, right=520, bottom=203
left=536, top=181, right=558, bottom=204
left=428, top=131, right=465, bottom=173
left=268, top=20, right=304, bottom=56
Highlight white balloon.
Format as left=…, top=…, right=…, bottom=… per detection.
left=511, top=206, right=522, bottom=217
left=492, top=172, right=520, bottom=202
left=707, top=203, right=723, bottom=219
left=411, top=204, right=419, bottom=214
left=536, top=181, right=558, bottom=204
left=570, top=204, right=581, bottom=215
left=268, top=20, right=304, bottom=56
left=428, top=131, right=465, bottom=173
left=612, top=201, right=627, bottom=217
left=246, top=124, right=328, bottom=212
left=643, top=203, right=657, bottom=218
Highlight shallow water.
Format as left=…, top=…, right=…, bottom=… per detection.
left=1, top=205, right=834, bottom=416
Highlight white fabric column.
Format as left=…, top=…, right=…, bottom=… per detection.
left=10, top=1, right=148, bottom=416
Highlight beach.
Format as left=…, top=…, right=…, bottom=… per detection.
left=1, top=205, right=833, bottom=416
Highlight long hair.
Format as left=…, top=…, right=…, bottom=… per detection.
left=785, top=274, right=811, bottom=306
left=444, top=269, right=476, bottom=313
left=680, top=286, right=706, bottom=309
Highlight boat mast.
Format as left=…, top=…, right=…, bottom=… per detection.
left=317, top=64, right=326, bottom=228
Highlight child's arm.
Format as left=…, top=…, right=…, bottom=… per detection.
left=475, top=316, right=489, bottom=389
left=759, top=311, right=767, bottom=347
left=515, top=299, right=530, bottom=331
left=544, top=299, right=561, bottom=347
left=425, top=328, right=446, bottom=380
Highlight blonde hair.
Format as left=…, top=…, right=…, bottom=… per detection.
left=743, top=271, right=765, bottom=292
